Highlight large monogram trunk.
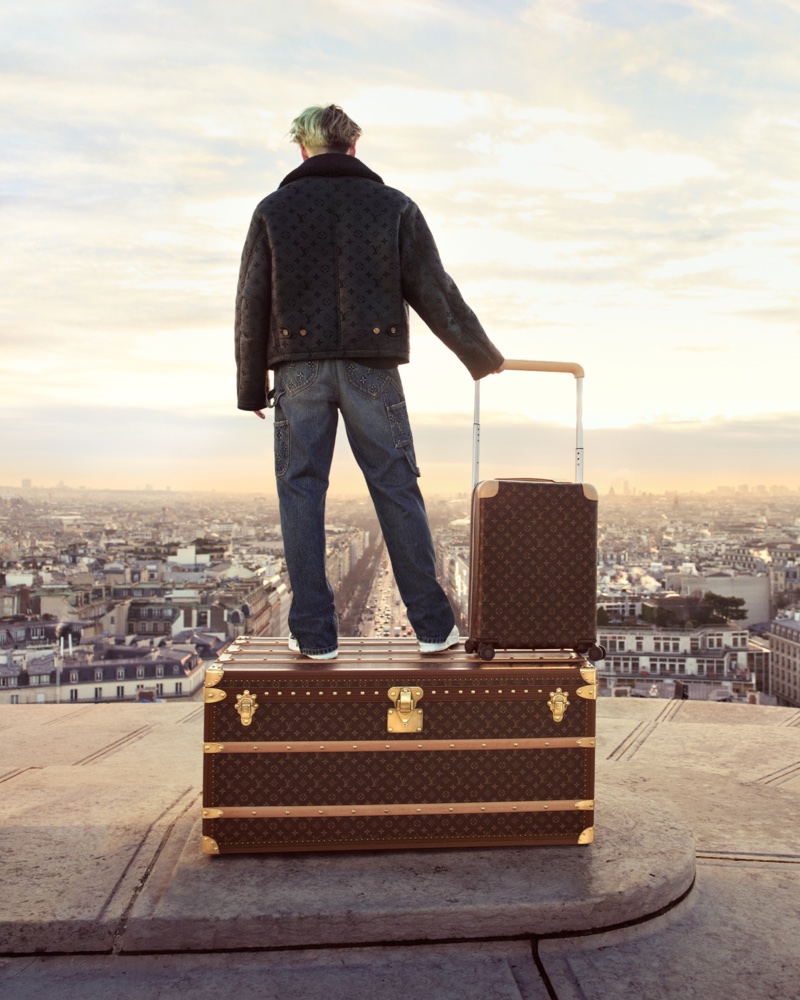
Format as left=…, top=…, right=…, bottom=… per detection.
left=202, top=638, right=596, bottom=855
left=466, top=479, right=600, bottom=661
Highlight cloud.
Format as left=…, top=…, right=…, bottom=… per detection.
left=2, top=0, right=800, bottom=475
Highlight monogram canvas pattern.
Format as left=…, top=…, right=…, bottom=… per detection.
left=205, top=810, right=589, bottom=851
left=470, top=482, right=598, bottom=649
left=205, top=747, right=592, bottom=807
left=207, top=695, right=592, bottom=743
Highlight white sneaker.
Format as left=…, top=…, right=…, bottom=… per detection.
left=287, top=635, right=338, bottom=660
left=418, top=625, right=460, bottom=654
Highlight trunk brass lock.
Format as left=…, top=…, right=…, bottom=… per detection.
left=548, top=688, right=570, bottom=723
left=235, top=689, right=258, bottom=727
left=387, top=686, right=423, bottom=733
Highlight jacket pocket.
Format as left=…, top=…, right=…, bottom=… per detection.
left=274, top=419, right=289, bottom=478
left=386, top=400, right=420, bottom=476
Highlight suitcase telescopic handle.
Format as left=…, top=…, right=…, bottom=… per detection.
left=472, top=359, right=584, bottom=489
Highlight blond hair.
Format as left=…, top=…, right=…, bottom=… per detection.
left=289, top=105, right=362, bottom=154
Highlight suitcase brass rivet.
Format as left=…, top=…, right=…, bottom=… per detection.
left=481, top=743, right=487, bottom=747
left=511, top=689, right=516, bottom=693
left=444, top=690, right=449, bottom=694
left=459, top=689, right=463, bottom=694
left=285, top=810, right=291, bottom=814
left=498, top=689, right=502, bottom=693
left=416, top=808, right=421, bottom=813
left=431, top=690, right=436, bottom=694
left=546, top=742, right=550, bottom=746
left=512, top=806, right=517, bottom=810
left=374, top=691, right=379, bottom=695
left=449, top=744, right=455, bottom=748
left=471, top=690, right=476, bottom=694
left=449, top=807, right=454, bottom=812
left=485, top=690, right=490, bottom=693
left=513, top=742, right=519, bottom=747
left=319, top=691, right=324, bottom=695
left=291, top=691, right=296, bottom=696
left=253, top=745, right=258, bottom=750
left=386, top=745, right=391, bottom=749
left=286, top=745, right=292, bottom=749
left=417, top=744, right=423, bottom=748
left=320, top=745, right=325, bottom=749
left=353, top=745, right=358, bottom=749
left=360, top=691, right=365, bottom=695
left=481, top=807, right=486, bottom=811
left=524, top=689, right=528, bottom=693
left=319, top=810, right=324, bottom=814
left=352, top=809, right=357, bottom=814
left=384, top=809, right=389, bottom=813
left=306, top=692, right=311, bottom=696
left=346, top=691, right=352, bottom=695
left=277, top=691, right=282, bottom=695
left=252, top=810, right=257, bottom=815
left=333, top=691, right=338, bottom=695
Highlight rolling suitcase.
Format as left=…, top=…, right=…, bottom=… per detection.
left=202, top=637, right=596, bottom=854
left=464, top=360, right=605, bottom=663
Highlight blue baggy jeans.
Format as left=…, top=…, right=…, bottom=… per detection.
left=273, top=359, right=456, bottom=656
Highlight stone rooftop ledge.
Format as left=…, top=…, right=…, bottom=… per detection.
left=1, top=699, right=799, bottom=999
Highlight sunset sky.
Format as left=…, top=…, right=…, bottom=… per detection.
left=3, top=0, right=799, bottom=496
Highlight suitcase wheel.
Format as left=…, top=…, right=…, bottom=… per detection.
left=575, top=642, right=606, bottom=662
left=464, top=638, right=477, bottom=655
left=478, top=643, right=495, bottom=661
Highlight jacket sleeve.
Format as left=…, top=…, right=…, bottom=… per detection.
left=234, top=210, right=272, bottom=410
left=399, top=203, right=504, bottom=380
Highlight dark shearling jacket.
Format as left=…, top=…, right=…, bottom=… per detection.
left=235, top=153, right=504, bottom=410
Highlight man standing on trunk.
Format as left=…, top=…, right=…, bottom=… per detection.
left=235, top=105, right=504, bottom=660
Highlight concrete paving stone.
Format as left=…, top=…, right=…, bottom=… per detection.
left=609, top=719, right=800, bottom=783
left=539, top=865, right=800, bottom=1000
left=0, top=942, right=544, bottom=1000
left=122, top=786, right=694, bottom=952
left=0, top=773, right=199, bottom=954
left=597, top=759, right=800, bottom=856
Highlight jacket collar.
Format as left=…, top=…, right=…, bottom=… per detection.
left=279, top=153, right=384, bottom=188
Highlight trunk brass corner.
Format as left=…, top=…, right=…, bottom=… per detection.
left=235, top=690, right=258, bottom=727
left=548, top=688, right=570, bottom=723
left=204, top=688, right=227, bottom=704
left=201, top=836, right=220, bottom=855
left=578, top=827, right=595, bottom=845
left=204, top=744, right=225, bottom=754
left=387, top=685, right=423, bottom=733
left=477, top=480, right=500, bottom=499
left=576, top=684, right=598, bottom=701
left=579, top=666, right=596, bottom=685
left=204, top=666, right=224, bottom=688
left=575, top=801, right=595, bottom=811
left=203, top=808, right=224, bottom=819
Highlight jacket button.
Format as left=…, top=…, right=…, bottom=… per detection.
left=372, top=327, right=380, bottom=335
left=389, top=326, right=397, bottom=334
left=281, top=329, right=289, bottom=337
left=299, top=329, right=307, bottom=336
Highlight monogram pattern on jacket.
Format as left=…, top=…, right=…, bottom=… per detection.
left=234, top=154, right=503, bottom=410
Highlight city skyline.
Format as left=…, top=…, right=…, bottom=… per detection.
left=4, top=1, right=800, bottom=494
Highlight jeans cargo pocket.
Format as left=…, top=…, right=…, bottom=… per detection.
left=386, top=400, right=420, bottom=476
left=274, top=419, right=289, bottom=478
